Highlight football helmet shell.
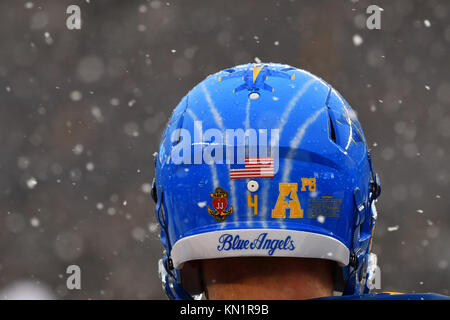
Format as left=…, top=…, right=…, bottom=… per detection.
left=153, top=63, right=381, bottom=299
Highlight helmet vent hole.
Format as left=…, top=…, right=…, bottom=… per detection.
left=328, top=111, right=337, bottom=144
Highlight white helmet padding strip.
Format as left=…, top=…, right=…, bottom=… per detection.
left=171, top=229, right=349, bottom=269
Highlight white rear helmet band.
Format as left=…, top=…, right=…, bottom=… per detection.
left=171, top=229, right=349, bottom=269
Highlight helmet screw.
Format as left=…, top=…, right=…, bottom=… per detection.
left=247, top=180, right=259, bottom=192
left=370, top=182, right=381, bottom=199
left=350, top=253, right=358, bottom=268
left=166, top=258, right=174, bottom=270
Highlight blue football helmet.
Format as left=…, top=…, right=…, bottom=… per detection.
left=153, top=63, right=381, bottom=299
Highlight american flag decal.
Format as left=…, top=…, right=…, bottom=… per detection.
left=229, top=157, right=274, bottom=180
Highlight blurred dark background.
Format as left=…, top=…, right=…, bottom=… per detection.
left=0, top=0, right=449, bottom=299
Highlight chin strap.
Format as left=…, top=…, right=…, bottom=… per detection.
left=365, top=150, right=381, bottom=294
left=363, top=252, right=379, bottom=293
left=158, top=256, right=193, bottom=300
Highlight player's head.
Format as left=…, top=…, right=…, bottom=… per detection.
left=152, top=62, right=381, bottom=299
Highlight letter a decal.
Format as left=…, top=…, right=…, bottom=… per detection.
left=272, top=183, right=303, bottom=218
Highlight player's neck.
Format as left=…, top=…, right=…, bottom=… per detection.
left=201, top=257, right=334, bottom=300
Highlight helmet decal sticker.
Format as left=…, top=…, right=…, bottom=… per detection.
left=217, top=232, right=296, bottom=256
left=230, top=157, right=274, bottom=179
left=349, top=119, right=364, bottom=144
left=272, top=183, right=303, bottom=218
left=270, top=179, right=318, bottom=219
left=207, top=187, right=233, bottom=222
left=218, top=64, right=295, bottom=94
left=301, top=178, right=317, bottom=191
left=308, top=196, right=342, bottom=218
left=247, top=194, right=258, bottom=216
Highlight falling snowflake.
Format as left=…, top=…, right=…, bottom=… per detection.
left=141, top=183, right=152, bottom=193
left=86, top=162, right=95, bottom=171
left=352, top=34, right=363, bottom=46
left=70, top=90, right=83, bottom=101
left=387, top=225, right=399, bottom=232
left=197, top=201, right=207, bottom=208
left=138, top=4, right=147, bottom=13
left=72, top=144, right=84, bottom=155
left=148, top=223, right=159, bottom=233
left=131, top=227, right=146, bottom=242
left=30, top=217, right=40, bottom=227
left=44, top=32, right=53, bottom=45
left=26, top=177, right=38, bottom=189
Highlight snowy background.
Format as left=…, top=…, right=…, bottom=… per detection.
left=0, top=0, right=449, bottom=299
